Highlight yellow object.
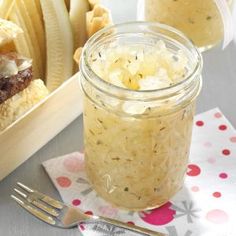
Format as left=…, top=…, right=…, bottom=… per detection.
left=0, top=74, right=82, bottom=181
left=0, top=18, right=23, bottom=46
left=86, top=4, right=112, bottom=37
left=21, top=0, right=46, bottom=77
left=0, top=79, right=49, bottom=131
left=87, top=0, right=100, bottom=9
left=40, top=0, right=74, bottom=91
left=144, top=0, right=232, bottom=50
left=70, top=0, right=90, bottom=48
left=80, top=23, right=202, bottom=210
left=9, top=0, right=43, bottom=79
left=89, top=42, right=188, bottom=90
left=0, top=0, right=16, bottom=19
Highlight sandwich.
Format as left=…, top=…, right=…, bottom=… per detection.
left=0, top=18, right=48, bottom=131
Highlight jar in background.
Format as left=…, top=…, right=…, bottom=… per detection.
left=144, top=0, right=233, bottom=51
left=80, top=22, right=202, bottom=210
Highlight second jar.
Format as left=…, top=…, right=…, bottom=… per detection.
left=144, top=0, right=233, bottom=51
left=80, top=22, right=202, bottom=210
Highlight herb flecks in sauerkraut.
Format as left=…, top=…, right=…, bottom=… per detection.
left=89, top=41, right=188, bottom=90
left=84, top=40, right=195, bottom=210
left=144, top=0, right=232, bottom=49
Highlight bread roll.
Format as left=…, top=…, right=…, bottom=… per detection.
left=0, top=19, right=48, bottom=131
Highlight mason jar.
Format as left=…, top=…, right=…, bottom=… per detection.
left=143, top=0, right=234, bottom=51
left=80, top=22, right=202, bottom=211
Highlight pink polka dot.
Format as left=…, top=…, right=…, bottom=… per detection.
left=139, top=202, right=176, bottom=225
left=204, top=142, right=212, bottom=147
left=187, top=164, right=201, bottom=176
left=72, top=199, right=81, bottom=206
left=63, top=153, right=85, bottom=172
left=98, top=205, right=118, bottom=217
left=191, top=186, right=200, bottom=192
left=85, top=211, right=93, bottom=216
left=222, top=149, right=231, bottom=156
left=214, top=112, right=222, bottom=118
left=207, top=158, right=216, bottom=164
left=219, top=125, right=227, bottom=131
left=219, top=173, right=228, bottom=179
left=206, top=209, right=228, bottom=224
left=196, top=120, right=204, bottom=126
left=127, top=221, right=135, bottom=225
left=230, top=136, right=236, bottom=143
left=56, top=176, right=71, bottom=188
left=213, top=192, right=221, bottom=198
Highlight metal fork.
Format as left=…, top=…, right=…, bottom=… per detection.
left=11, top=182, right=167, bottom=236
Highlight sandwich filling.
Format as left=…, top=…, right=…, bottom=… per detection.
left=0, top=53, right=32, bottom=104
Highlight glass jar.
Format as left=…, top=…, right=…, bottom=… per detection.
left=80, top=22, right=202, bottom=211
left=144, top=0, right=233, bottom=51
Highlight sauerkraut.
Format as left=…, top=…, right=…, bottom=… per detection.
left=89, top=41, right=188, bottom=91
left=83, top=41, right=196, bottom=210
left=144, top=0, right=232, bottom=49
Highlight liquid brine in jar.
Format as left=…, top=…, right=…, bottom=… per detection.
left=80, top=23, right=202, bottom=210
left=144, top=0, right=233, bottom=51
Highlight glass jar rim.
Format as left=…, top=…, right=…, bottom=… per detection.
left=80, top=21, right=203, bottom=99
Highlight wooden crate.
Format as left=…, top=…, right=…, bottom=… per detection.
left=0, top=73, right=83, bottom=181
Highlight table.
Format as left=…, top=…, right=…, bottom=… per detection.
left=1, top=1, right=236, bottom=235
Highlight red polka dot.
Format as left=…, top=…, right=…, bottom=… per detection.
left=214, top=112, right=222, bottom=118
left=230, top=136, right=236, bottom=143
left=56, top=176, right=71, bottom=188
left=72, top=199, right=81, bottom=206
left=196, top=120, right=204, bottom=126
left=213, top=192, right=221, bottom=198
left=219, top=125, right=227, bottom=131
left=85, top=211, right=93, bottom=215
left=127, top=221, right=135, bottom=225
left=219, top=173, right=228, bottom=179
left=187, top=164, right=201, bottom=176
left=191, top=186, right=200, bottom=192
left=222, top=149, right=230, bottom=156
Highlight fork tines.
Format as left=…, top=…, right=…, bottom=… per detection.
left=11, top=182, right=64, bottom=226
left=11, top=183, right=167, bottom=235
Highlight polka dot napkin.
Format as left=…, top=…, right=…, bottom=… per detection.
left=43, top=108, right=236, bottom=236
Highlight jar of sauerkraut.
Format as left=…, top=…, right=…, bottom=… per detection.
left=80, top=22, right=202, bottom=210
left=143, top=0, right=234, bottom=51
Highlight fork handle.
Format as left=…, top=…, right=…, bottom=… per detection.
left=90, top=216, right=167, bottom=236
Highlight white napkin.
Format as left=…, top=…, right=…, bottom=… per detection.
left=43, top=108, right=236, bottom=236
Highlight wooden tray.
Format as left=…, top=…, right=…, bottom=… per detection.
left=0, top=73, right=83, bottom=181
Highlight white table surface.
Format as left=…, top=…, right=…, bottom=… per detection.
left=0, top=1, right=236, bottom=235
